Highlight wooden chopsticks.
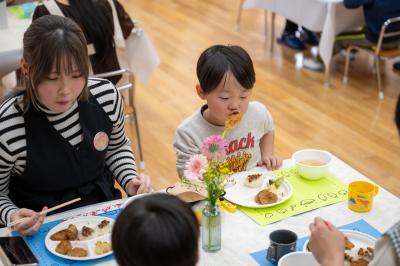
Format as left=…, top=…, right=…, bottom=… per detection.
left=7, top=197, right=81, bottom=228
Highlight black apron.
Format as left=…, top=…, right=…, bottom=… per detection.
left=9, top=94, right=121, bottom=213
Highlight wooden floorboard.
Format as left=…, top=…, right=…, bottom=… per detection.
left=121, top=0, right=400, bottom=196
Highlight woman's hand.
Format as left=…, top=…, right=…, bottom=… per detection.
left=10, top=207, right=48, bottom=236
left=126, top=173, right=152, bottom=196
left=309, top=217, right=345, bottom=266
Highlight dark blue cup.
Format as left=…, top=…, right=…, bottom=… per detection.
left=266, top=229, right=297, bottom=264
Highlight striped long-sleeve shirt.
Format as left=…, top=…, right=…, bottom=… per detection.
left=0, top=78, right=136, bottom=225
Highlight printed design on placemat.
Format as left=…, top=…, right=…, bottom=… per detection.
left=238, top=167, right=348, bottom=225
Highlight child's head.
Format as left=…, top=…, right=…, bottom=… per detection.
left=112, top=194, right=199, bottom=266
left=196, top=45, right=255, bottom=126
left=21, top=15, right=89, bottom=112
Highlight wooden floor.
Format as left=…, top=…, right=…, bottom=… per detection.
left=120, top=0, right=400, bottom=197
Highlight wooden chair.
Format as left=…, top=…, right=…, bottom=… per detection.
left=343, top=17, right=400, bottom=99
left=92, top=69, right=145, bottom=171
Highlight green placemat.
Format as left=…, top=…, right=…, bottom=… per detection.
left=238, top=167, right=347, bottom=225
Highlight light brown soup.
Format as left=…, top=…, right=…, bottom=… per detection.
left=299, top=160, right=326, bottom=166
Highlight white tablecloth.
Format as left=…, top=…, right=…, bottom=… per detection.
left=1, top=153, right=398, bottom=265
left=243, top=0, right=365, bottom=82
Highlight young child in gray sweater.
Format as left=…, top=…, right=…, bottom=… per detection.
left=173, top=44, right=282, bottom=178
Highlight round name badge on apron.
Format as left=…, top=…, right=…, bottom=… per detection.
left=93, top=132, right=109, bottom=151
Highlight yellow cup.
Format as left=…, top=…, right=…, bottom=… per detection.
left=348, top=181, right=379, bottom=212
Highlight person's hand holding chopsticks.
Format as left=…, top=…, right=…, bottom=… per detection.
left=7, top=198, right=81, bottom=235
left=9, top=206, right=48, bottom=236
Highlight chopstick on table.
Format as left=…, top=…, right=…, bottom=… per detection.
left=7, top=197, right=81, bottom=228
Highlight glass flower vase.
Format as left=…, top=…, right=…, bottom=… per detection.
left=201, top=202, right=221, bottom=252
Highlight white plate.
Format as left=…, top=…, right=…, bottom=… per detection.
left=45, top=216, right=114, bottom=261
left=224, top=168, right=293, bottom=208
left=303, top=230, right=376, bottom=263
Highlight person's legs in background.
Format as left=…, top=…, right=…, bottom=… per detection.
left=277, top=20, right=306, bottom=50
left=301, top=27, right=320, bottom=46
left=278, top=19, right=323, bottom=71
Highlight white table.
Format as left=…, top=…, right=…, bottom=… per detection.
left=242, top=0, right=365, bottom=85
left=1, top=154, right=399, bottom=266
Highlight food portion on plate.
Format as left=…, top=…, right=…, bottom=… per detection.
left=344, top=237, right=374, bottom=266
left=224, top=169, right=293, bottom=208
left=45, top=216, right=114, bottom=260
left=255, top=175, right=286, bottom=204
left=95, top=241, right=112, bottom=255
left=50, top=224, right=78, bottom=241
left=304, top=230, right=376, bottom=266
left=244, top=174, right=264, bottom=188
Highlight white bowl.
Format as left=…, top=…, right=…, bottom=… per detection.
left=292, top=149, right=331, bottom=180
left=278, top=252, right=319, bottom=266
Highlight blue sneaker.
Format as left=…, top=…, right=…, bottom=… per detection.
left=277, top=34, right=306, bottom=50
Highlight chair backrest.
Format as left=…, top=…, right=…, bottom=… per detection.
left=91, top=69, right=133, bottom=92
left=375, top=16, right=400, bottom=55
left=91, top=69, right=135, bottom=118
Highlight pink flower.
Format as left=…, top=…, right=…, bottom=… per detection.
left=201, top=135, right=228, bottom=162
left=184, top=154, right=208, bottom=180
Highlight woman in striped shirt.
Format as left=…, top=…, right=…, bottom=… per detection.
left=0, top=15, right=151, bottom=235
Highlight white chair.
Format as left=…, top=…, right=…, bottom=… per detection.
left=343, top=17, right=400, bottom=100
left=92, top=69, right=145, bottom=170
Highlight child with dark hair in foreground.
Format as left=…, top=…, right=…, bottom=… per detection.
left=112, top=194, right=199, bottom=266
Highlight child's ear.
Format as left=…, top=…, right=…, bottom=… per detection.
left=196, top=84, right=207, bottom=100
left=20, top=57, right=29, bottom=75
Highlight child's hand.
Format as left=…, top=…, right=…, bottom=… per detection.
left=257, top=155, right=282, bottom=170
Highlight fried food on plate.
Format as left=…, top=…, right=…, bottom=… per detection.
left=98, top=220, right=110, bottom=229
left=81, top=226, right=95, bottom=237
left=67, top=247, right=88, bottom=257
left=255, top=189, right=278, bottom=204
left=95, top=241, right=112, bottom=255
left=50, top=224, right=78, bottom=241
left=55, top=240, right=72, bottom=255
left=350, top=258, right=369, bottom=266
left=345, top=236, right=355, bottom=250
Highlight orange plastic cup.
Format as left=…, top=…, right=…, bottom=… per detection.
left=348, top=181, right=379, bottom=212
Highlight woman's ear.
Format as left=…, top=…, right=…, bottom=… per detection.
left=196, top=84, right=207, bottom=100
left=20, top=57, right=29, bottom=76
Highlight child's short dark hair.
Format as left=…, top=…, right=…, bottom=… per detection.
left=112, top=194, right=199, bottom=266
left=196, top=44, right=256, bottom=93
